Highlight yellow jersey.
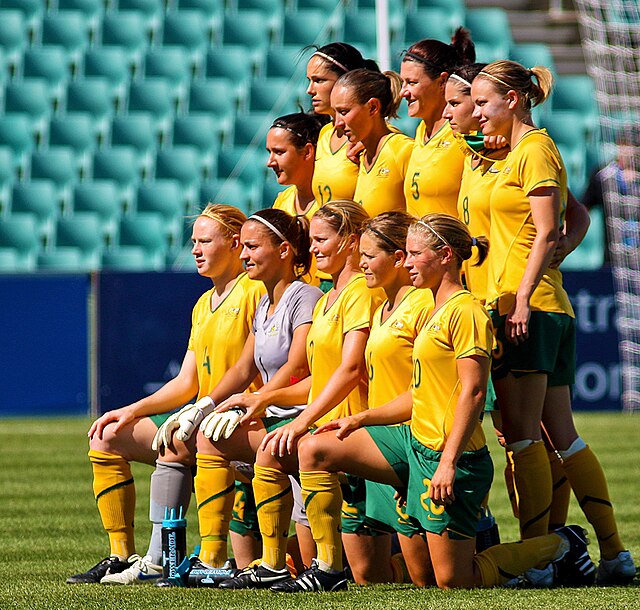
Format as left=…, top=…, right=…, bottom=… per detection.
left=405, top=121, right=465, bottom=218
left=312, top=122, right=360, bottom=205
left=411, top=290, right=493, bottom=452
left=272, top=184, right=321, bottom=219
left=486, top=129, right=574, bottom=317
left=188, top=272, right=265, bottom=399
left=353, top=132, right=413, bottom=217
left=306, top=274, right=385, bottom=426
left=366, top=287, right=433, bottom=410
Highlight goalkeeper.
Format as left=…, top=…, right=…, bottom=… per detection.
left=67, top=204, right=264, bottom=585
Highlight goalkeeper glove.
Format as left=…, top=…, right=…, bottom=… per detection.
left=151, top=396, right=214, bottom=451
left=200, top=408, right=244, bottom=442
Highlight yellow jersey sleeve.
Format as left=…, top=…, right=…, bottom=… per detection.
left=312, top=122, right=360, bottom=205
left=353, top=132, right=413, bottom=217
left=404, top=121, right=465, bottom=218
left=306, top=275, right=385, bottom=426
left=188, top=273, right=265, bottom=399
left=410, top=291, right=492, bottom=452
left=486, top=129, right=574, bottom=317
left=366, top=287, right=434, bottom=410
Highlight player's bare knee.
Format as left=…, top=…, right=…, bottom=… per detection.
left=298, top=434, right=332, bottom=471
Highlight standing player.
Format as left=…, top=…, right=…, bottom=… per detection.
left=330, top=69, right=413, bottom=217
left=473, top=60, right=635, bottom=583
left=67, top=204, right=263, bottom=584
left=284, top=213, right=594, bottom=592
left=400, top=28, right=475, bottom=218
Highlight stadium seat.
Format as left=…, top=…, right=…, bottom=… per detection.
left=118, top=0, right=163, bottom=43
left=10, top=180, right=59, bottom=242
left=101, top=245, right=160, bottom=271
left=48, top=113, right=98, bottom=177
left=91, top=146, right=142, bottom=206
left=143, top=47, right=192, bottom=98
left=262, top=178, right=286, bottom=208
left=171, top=115, right=223, bottom=177
left=101, top=12, right=149, bottom=70
left=117, top=212, right=169, bottom=268
left=72, top=180, right=122, bottom=241
left=0, top=212, right=39, bottom=270
left=403, top=8, right=453, bottom=46
left=509, top=42, right=556, bottom=73
left=0, top=247, right=20, bottom=272
left=412, top=0, right=465, bottom=32
left=0, top=146, right=15, bottom=210
left=216, top=147, right=265, bottom=208
left=109, top=114, right=157, bottom=178
left=0, top=9, right=27, bottom=76
left=4, top=80, right=52, bottom=140
left=22, top=46, right=71, bottom=107
left=199, top=178, right=253, bottom=215
left=232, top=112, right=272, bottom=148
left=173, top=0, right=222, bottom=44
left=552, top=75, right=599, bottom=131
left=127, top=79, right=180, bottom=132
left=136, top=180, right=184, bottom=245
left=161, top=11, right=210, bottom=68
left=54, top=212, right=103, bottom=269
left=248, top=78, right=304, bottom=114
left=154, top=146, right=201, bottom=204
left=561, top=205, right=605, bottom=271
left=29, top=147, right=79, bottom=205
left=236, top=0, right=283, bottom=13
left=264, top=46, right=309, bottom=78
left=37, top=247, right=87, bottom=272
left=296, top=0, right=345, bottom=12
left=65, top=78, right=118, bottom=122
left=222, top=12, right=277, bottom=51
left=41, top=12, right=91, bottom=69
left=187, top=80, right=237, bottom=136
left=82, top=47, right=131, bottom=101
left=0, top=113, right=36, bottom=174
left=464, top=8, right=512, bottom=62
left=57, top=0, right=102, bottom=43
left=0, top=0, right=41, bottom=43
left=202, top=47, right=255, bottom=99
left=281, top=10, right=337, bottom=47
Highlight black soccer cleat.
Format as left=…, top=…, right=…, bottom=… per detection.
left=270, top=560, right=348, bottom=593
left=66, top=556, right=130, bottom=584
left=553, top=525, right=597, bottom=587
left=218, top=563, right=291, bottom=589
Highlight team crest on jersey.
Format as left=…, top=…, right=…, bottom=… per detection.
left=502, top=166, right=512, bottom=175
left=391, top=320, right=404, bottom=330
left=377, top=166, right=390, bottom=177
left=428, top=323, right=441, bottom=332
left=438, top=140, right=452, bottom=149
left=328, top=313, right=340, bottom=324
left=225, top=307, right=241, bottom=318
left=267, top=323, right=279, bottom=336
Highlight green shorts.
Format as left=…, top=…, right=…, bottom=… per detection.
left=365, top=479, right=423, bottom=537
left=340, top=474, right=388, bottom=536
left=483, top=376, right=498, bottom=412
left=491, top=311, right=576, bottom=387
left=366, top=424, right=493, bottom=539
left=319, top=279, right=333, bottom=293
left=148, top=410, right=177, bottom=428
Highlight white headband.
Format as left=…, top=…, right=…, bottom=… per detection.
left=312, top=51, right=348, bottom=73
left=449, top=73, right=472, bottom=88
left=416, top=220, right=451, bottom=249
left=249, top=215, right=297, bottom=255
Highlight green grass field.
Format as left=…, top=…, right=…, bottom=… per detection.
left=1, top=413, right=639, bottom=610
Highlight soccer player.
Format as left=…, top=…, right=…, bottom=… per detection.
left=472, top=60, right=635, bottom=583
left=330, top=69, right=413, bottom=217
left=153, top=208, right=323, bottom=584
left=67, top=204, right=263, bottom=585
left=217, top=200, right=386, bottom=589
left=285, top=213, right=594, bottom=591
left=306, top=42, right=378, bottom=205
left=400, top=28, right=475, bottom=218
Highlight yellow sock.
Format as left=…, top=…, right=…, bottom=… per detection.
left=504, top=449, right=519, bottom=518
left=390, top=552, right=411, bottom=583
left=548, top=448, right=570, bottom=532
left=562, top=446, right=623, bottom=559
left=299, top=470, right=343, bottom=572
left=474, top=533, right=563, bottom=587
left=512, top=441, right=551, bottom=539
left=253, top=465, right=293, bottom=570
left=195, top=453, right=235, bottom=567
left=89, top=449, right=135, bottom=559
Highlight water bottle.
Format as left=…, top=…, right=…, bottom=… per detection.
left=476, top=506, right=500, bottom=553
left=161, top=507, right=187, bottom=578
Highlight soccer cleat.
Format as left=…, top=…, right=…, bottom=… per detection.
left=504, top=564, right=554, bottom=589
left=100, top=554, right=162, bottom=585
left=218, top=563, right=291, bottom=589
left=596, top=550, right=636, bottom=585
left=270, top=559, right=348, bottom=593
left=552, top=525, right=597, bottom=587
left=66, top=556, right=129, bottom=584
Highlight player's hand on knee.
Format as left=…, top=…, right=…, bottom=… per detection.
left=200, top=408, right=244, bottom=442
left=152, top=397, right=214, bottom=451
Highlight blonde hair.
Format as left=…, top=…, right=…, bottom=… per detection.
left=198, top=203, right=246, bottom=238
left=335, top=68, right=404, bottom=119
left=408, top=213, right=489, bottom=268
left=313, top=200, right=370, bottom=251
left=477, top=60, right=553, bottom=110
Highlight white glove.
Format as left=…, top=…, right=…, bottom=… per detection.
left=152, top=396, right=214, bottom=451
left=200, top=408, right=244, bottom=442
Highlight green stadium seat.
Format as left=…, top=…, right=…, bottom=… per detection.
left=101, top=245, right=161, bottom=271
left=561, top=205, right=605, bottom=271
left=0, top=146, right=15, bottom=210
left=473, top=41, right=505, bottom=64
left=57, top=0, right=103, bottom=43
left=92, top=146, right=142, bottom=205
left=117, top=212, right=169, bottom=268
left=204, top=45, right=258, bottom=82
left=248, top=78, right=304, bottom=114
left=110, top=114, right=157, bottom=178
left=54, top=212, right=103, bottom=269
left=222, top=12, right=277, bottom=51
left=187, top=80, right=237, bottom=133
left=199, top=178, right=253, bottom=215
left=154, top=146, right=201, bottom=204
left=0, top=0, right=42, bottom=43
left=66, top=78, right=118, bottom=121
left=0, top=247, right=20, bottom=272
left=348, top=0, right=404, bottom=37
left=262, top=178, right=286, bottom=208
left=174, top=0, right=222, bottom=44
left=127, top=79, right=179, bottom=132
left=403, top=8, right=453, bottom=45
left=264, top=46, right=308, bottom=78
left=552, top=75, right=599, bottom=131
left=0, top=9, right=27, bottom=76
left=48, top=113, right=98, bottom=177
left=296, top=0, right=344, bottom=11
left=161, top=11, right=210, bottom=68
left=4, top=80, right=52, bottom=139
left=281, top=10, right=336, bottom=47
left=232, top=112, right=271, bottom=148
left=37, top=247, right=88, bottom=272
left=414, top=0, right=465, bottom=25
left=29, top=147, right=79, bottom=205
left=0, top=213, right=39, bottom=270
left=11, top=180, right=59, bottom=242
left=22, top=46, right=71, bottom=106
left=82, top=47, right=131, bottom=100
left=136, top=180, right=184, bottom=245
left=118, top=0, right=163, bottom=43
left=0, top=113, right=36, bottom=174
left=143, top=47, right=192, bottom=98
left=509, top=42, right=555, bottom=72
left=172, top=115, right=223, bottom=177
left=72, top=180, right=122, bottom=240
left=101, top=12, right=149, bottom=68
left=41, top=12, right=91, bottom=69
left=216, top=147, right=265, bottom=207
left=464, top=8, right=512, bottom=62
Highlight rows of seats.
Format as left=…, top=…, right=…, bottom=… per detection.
left=0, top=0, right=603, bottom=272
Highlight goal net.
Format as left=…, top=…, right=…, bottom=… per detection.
left=574, top=0, right=640, bottom=412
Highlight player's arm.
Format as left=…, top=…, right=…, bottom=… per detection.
left=429, top=354, right=489, bottom=506
left=550, top=190, right=591, bottom=268
left=89, top=349, right=199, bottom=439
left=508, top=186, right=560, bottom=343
left=261, top=328, right=369, bottom=456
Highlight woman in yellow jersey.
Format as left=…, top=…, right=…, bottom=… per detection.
left=331, top=69, right=413, bottom=217
left=268, top=112, right=327, bottom=219
left=472, top=61, right=634, bottom=583
left=306, top=42, right=379, bottom=205
left=217, top=200, right=386, bottom=590
left=152, top=208, right=322, bottom=584
left=68, top=204, right=262, bottom=585
left=400, top=28, right=475, bottom=218
left=290, top=213, right=593, bottom=591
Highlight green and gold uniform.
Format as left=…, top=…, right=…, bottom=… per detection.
left=353, top=132, right=413, bottom=217
left=405, top=121, right=465, bottom=218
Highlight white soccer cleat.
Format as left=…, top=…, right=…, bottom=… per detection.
left=100, top=554, right=162, bottom=585
left=596, top=550, right=636, bottom=585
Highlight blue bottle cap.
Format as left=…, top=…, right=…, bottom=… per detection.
left=162, top=506, right=187, bottom=528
